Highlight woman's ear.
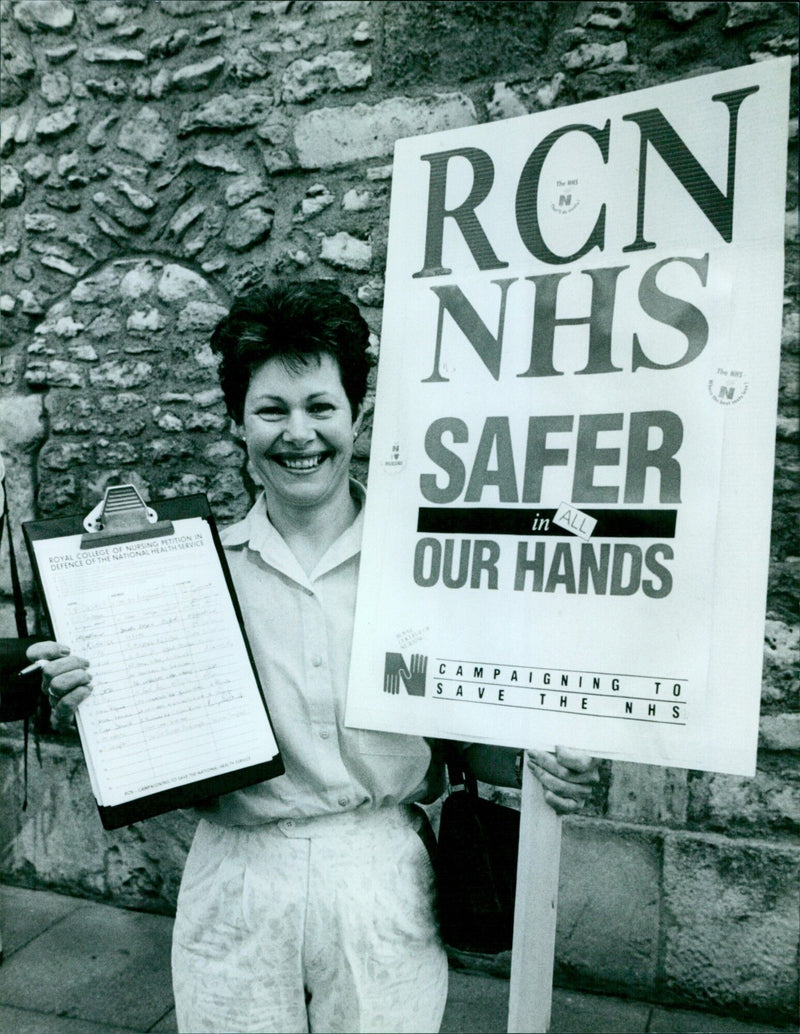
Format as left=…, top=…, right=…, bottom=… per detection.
left=231, top=419, right=246, bottom=444
left=352, top=402, right=365, bottom=439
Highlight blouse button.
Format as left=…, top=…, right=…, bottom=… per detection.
left=338, top=796, right=349, bottom=808
left=311, top=654, right=323, bottom=667
left=319, top=730, right=330, bottom=740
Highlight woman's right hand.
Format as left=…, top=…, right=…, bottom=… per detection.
left=29, top=641, right=93, bottom=729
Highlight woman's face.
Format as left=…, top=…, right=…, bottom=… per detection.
left=241, top=353, right=361, bottom=515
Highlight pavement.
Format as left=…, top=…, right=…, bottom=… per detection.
left=0, top=883, right=794, bottom=1034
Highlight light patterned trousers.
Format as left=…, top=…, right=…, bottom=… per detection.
left=172, top=807, right=448, bottom=1033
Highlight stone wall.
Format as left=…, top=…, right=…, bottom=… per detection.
left=0, top=0, right=798, bottom=1023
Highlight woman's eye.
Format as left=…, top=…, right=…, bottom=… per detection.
left=256, top=407, right=284, bottom=418
left=309, top=402, right=334, bottom=415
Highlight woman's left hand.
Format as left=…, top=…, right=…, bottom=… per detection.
left=525, top=746, right=601, bottom=815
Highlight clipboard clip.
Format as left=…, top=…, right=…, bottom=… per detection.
left=81, top=484, right=174, bottom=549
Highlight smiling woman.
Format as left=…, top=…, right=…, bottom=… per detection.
left=211, top=281, right=371, bottom=572
left=39, top=280, right=599, bottom=1034
left=169, top=280, right=454, bottom=1033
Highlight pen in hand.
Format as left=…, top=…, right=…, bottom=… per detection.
left=18, top=658, right=47, bottom=677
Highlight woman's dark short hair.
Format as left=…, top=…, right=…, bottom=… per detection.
left=210, top=280, right=372, bottom=423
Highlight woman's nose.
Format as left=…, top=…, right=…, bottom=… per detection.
left=283, top=409, right=314, bottom=443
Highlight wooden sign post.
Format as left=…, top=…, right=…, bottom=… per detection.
left=508, top=764, right=563, bottom=1033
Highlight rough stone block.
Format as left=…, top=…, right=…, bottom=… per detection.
left=282, top=51, right=371, bottom=103
left=178, top=93, right=273, bottom=135
left=85, top=76, right=129, bottom=100
left=88, top=359, right=151, bottom=389
left=381, top=1, right=552, bottom=87
left=357, top=277, right=384, bottom=306
left=97, top=441, right=138, bottom=465
left=40, top=70, right=71, bottom=106
left=687, top=761, right=800, bottom=835
left=0, top=41, right=35, bottom=109
left=759, top=713, right=800, bottom=752
left=13, top=0, right=75, bottom=34
left=725, top=2, right=781, bottom=30
left=342, top=187, right=380, bottom=212
left=39, top=440, right=89, bottom=471
left=555, top=819, right=661, bottom=995
left=319, top=231, right=372, bottom=271
left=92, top=191, right=150, bottom=232
left=71, top=266, right=124, bottom=304
left=662, top=2, right=720, bottom=25
left=225, top=204, right=274, bottom=251
left=0, top=117, right=18, bottom=160
left=168, top=202, right=205, bottom=239
left=40, top=255, right=82, bottom=277
left=113, top=180, right=155, bottom=213
left=487, top=82, right=531, bottom=120
left=160, top=0, right=238, bottom=14
left=45, top=42, right=78, bottom=63
left=225, top=175, right=268, bottom=208
left=25, top=359, right=84, bottom=389
left=0, top=742, right=24, bottom=857
left=117, top=106, right=170, bottom=165
left=127, top=307, right=165, bottom=333
left=35, top=471, right=79, bottom=514
left=1, top=735, right=195, bottom=911
left=607, top=763, right=688, bottom=825
left=176, top=300, right=228, bottom=332
left=229, top=45, right=269, bottom=83
left=87, top=310, right=122, bottom=340
left=93, top=4, right=128, bottom=28
left=172, top=55, right=225, bottom=91
left=156, top=264, right=212, bottom=303
left=562, top=40, right=628, bottom=71
left=35, top=105, right=79, bottom=141
left=294, top=94, right=476, bottom=168
left=2, top=738, right=111, bottom=897
left=662, top=832, right=800, bottom=1021
left=761, top=617, right=799, bottom=705
left=23, top=153, right=53, bottom=181
left=296, top=184, right=335, bottom=221
left=84, top=46, right=146, bottom=65
left=194, top=145, right=245, bottom=173
left=0, top=394, right=45, bottom=456
left=87, top=114, right=119, bottom=149
left=576, top=2, right=637, bottom=30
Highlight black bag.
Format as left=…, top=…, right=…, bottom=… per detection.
left=0, top=637, right=42, bottom=722
left=0, top=464, right=43, bottom=808
left=436, top=748, right=520, bottom=955
left=0, top=469, right=39, bottom=722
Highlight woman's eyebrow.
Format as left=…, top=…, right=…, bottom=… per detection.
left=248, top=391, right=334, bottom=404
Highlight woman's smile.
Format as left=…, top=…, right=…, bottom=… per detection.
left=271, top=451, right=330, bottom=473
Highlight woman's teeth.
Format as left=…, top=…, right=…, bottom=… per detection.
left=278, top=454, right=324, bottom=470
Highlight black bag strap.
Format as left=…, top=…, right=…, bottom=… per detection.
left=2, top=469, right=39, bottom=809
left=4, top=482, right=29, bottom=639
left=443, top=740, right=479, bottom=797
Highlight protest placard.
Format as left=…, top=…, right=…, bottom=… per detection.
left=346, top=59, right=790, bottom=778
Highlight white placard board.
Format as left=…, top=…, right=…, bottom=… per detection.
left=346, top=61, right=790, bottom=777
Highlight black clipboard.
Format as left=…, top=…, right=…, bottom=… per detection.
left=24, top=485, right=283, bottom=830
